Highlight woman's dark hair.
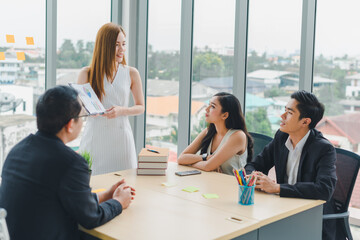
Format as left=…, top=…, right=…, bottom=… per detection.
left=199, top=92, right=253, bottom=163
left=291, top=90, right=325, bottom=129
left=36, top=86, right=81, bottom=135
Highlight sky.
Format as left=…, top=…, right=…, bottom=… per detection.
left=1, top=0, right=360, bottom=58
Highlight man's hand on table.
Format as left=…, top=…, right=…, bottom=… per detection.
left=113, top=183, right=136, bottom=209
left=97, top=179, right=136, bottom=208
left=255, top=172, right=280, bottom=194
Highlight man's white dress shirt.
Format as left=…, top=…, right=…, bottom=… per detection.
left=285, top=130, right=310, bottom=185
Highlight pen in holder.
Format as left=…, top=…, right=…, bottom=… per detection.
left=238, top=184, right=255, bottom=205
left=233, top=168, right=256, bottom=205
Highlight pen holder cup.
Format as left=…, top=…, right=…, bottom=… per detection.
left=238, top=185, right=255, bottom=205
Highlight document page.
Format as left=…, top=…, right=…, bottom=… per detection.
left=69, top=83, right=106, bottom=115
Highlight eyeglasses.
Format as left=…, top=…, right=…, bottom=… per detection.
left=73, top=114, right=89, bottom=119
left=73, top=107, right=90, bottom=119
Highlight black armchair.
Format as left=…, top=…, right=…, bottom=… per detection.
left=249, top=132, right=273, bottom=161
left=323, top=148, right=360, bottom=240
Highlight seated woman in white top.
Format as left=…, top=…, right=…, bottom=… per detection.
left=178, top=92, right=253, bottom=175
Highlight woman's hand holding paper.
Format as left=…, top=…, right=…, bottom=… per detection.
left=103, top=106, right=127, bottom=119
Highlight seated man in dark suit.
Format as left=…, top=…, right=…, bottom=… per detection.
left=0, top=86, right=135, bottom=240
left=245, top=90, right=337, bottom=240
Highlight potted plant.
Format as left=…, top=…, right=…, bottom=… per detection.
left=80, top=151, right=93, bottom=175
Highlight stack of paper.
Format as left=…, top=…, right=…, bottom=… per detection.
left=137, top=147, right=169, bottom=175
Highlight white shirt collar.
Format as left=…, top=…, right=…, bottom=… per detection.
left=285, top=130, right=311, bottom=152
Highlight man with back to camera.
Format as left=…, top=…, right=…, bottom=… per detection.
left=0, top=86, right=135, bottom=240
left=245, top=90, right=338, bottom=240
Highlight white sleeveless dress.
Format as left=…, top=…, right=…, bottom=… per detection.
left=207, top=129, right=248, bottom=175
left=79, top=65, right=137, bottom=175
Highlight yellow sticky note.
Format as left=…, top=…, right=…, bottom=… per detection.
left=161, top=182, right=176, bottom=187
left=202, top=193, right=219, bottom=199
left=91, top=188, right=106, bottom=193
left=26, top=37, right=34, bottom=45
left=16, top=52, right=25, bottom=61
left=6, top=35, right=15, bottom=43
left=182, top=186, right=199, bottom=193
left=0, top=52, right=5, bottom=60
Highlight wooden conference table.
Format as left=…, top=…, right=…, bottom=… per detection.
left=81, top=163, right=325, bottom=240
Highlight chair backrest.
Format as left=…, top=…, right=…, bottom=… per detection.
left=332, top=148, right=360, bottom=213
left=249, top=132, right=273, bottom=161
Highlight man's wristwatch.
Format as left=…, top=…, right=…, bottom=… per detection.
left=202, top=153, right=208, bottom=161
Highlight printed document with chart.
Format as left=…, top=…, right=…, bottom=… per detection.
left=69, top=83, right=106, bottom=115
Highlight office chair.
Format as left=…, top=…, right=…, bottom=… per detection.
left=0, top=208, right=10, bottom=240
left=249, top=132, right=273, bottom=161
left=323, top=148, right=360, bottom=240
left=249, top=132, right=275, bottom=179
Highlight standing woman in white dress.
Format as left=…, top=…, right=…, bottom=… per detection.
left=78, top=23, right=144, bottom=175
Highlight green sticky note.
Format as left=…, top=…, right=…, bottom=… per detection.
left=202, top=193, right=219, bottom=199
left=182, top=186, right=199, bottom=193
left=161, top=182, right=176, bottom=187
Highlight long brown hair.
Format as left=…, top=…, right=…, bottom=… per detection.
left=88, top=23, right=127, bottom=101
left=200, top=92, right=254, bottom=163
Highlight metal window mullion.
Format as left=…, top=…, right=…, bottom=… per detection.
left=45, top=0, right=57, bottom=90
left=111, top=0, right=123, bottom=25
left=233, top=0, right=249, bottom=114
left=128, top=0, right=148, bottom=154
left=299, top=0, right=317, bottom=92
left=177, top=0, right=194, bottom=155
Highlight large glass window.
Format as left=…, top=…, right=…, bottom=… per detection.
left=57, top=0, right=111, bottom=150
left=314, top=0, right=360, bottom=209
left=246, top=0, right=302, bottom=137
left=190, top=0, right=236, bottom=142
left=57, top=0, right=111, bottom=86
left=0, top=0, right=45, bottom=173
left=145, top=0, right=181, bottom=160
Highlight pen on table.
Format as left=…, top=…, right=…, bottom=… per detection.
left=147, top=148, right=160, bottom=154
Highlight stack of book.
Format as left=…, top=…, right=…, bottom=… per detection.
left=137, top=147, right=169, bottom=175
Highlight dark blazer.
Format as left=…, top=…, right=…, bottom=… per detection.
left=0, top=131, right=122, bottom=240
left=245, top=129, right=337, bottom=240
left=245, top=129, right=337, bottom=201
